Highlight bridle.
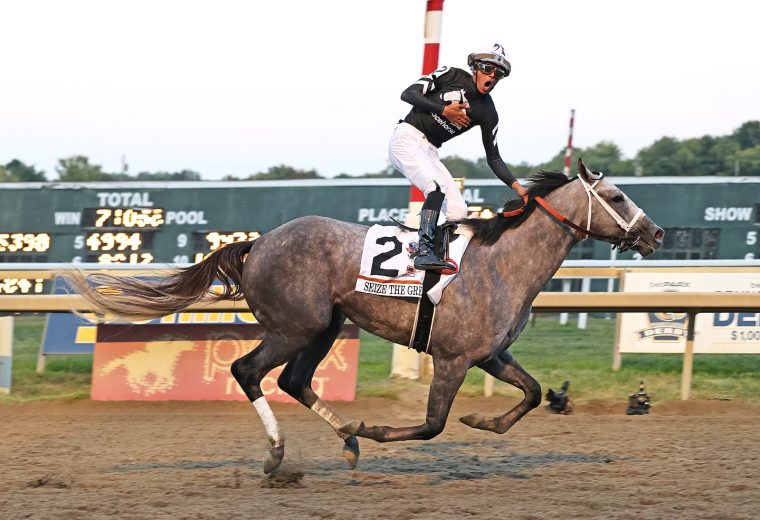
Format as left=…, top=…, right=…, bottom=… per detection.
left=501, top=174, right=645, bottom=252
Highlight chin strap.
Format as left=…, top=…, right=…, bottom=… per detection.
left=501, top=174, right=646, bottom=252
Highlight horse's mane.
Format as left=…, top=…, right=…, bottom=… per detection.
left=460, top=170, right=575, bottom=245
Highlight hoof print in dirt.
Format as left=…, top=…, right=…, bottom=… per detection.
left=27, top=476, right=69, bottom=489
left=260, top=468, right=305, bottom=489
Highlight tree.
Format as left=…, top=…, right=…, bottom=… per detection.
left=440, top=155, right=491, bottom=178
left=246, top=165, right=323, bottom=180
left=637, top=134, right=744, bottom=176
left=581, top=141, right=635, bottom=176
left=56, top=155, right=107, bottom=181
left=510, top=161, right=537, bottom=178
left=540, top=141, right=634, bottom=176
left=0, top=166, right=13, bottom=182
left=334, top=164, right=402, bottom=178
left=708, top=138, right=741, bottom=175
left=538, top=148, right=571, bottom=173
left=636, top=137, right=682, bottom=176
left=136, top=169, right=202, bottom=181
left=3, top=159, right=47, bottom=181
left=733, top=145, right=760, bottom=176
left=732, top=121, right=760, bottom=150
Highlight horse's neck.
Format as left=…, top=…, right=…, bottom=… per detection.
left=488, top=183, right=585, bottom=296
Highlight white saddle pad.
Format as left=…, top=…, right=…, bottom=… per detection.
left=355, top=224, right=471, bottom=305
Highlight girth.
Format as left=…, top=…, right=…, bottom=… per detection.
left=409, top=223, right=458, bottom=353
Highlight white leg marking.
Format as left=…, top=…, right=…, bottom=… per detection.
left=253, top=397, right=283, bottom=447
left=310, top=398, right=349, bottom=431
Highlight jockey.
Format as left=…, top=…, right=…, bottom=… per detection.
left=390, top=43, right=528, bottom=271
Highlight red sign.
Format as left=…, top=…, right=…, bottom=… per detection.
left=91, top=324, right=360, bottom=402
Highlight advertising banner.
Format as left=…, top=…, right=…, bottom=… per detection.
left=41, top=277, right=98, bottom=354
left=91, top=324, right=360, bottom=401
left=618, top=272, right=760, bottom=354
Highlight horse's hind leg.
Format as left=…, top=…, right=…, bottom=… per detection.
left=277, top=308, right=361, bottom=469
left=459, top=349, right=542, bottom=434
left=340, top=355, right=469, bottom=442
left=231, top=335, right=309, bottom=473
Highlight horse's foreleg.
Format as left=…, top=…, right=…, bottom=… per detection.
left=277, top=311, right=360, bottom=468
left=340, top=356, right=469, bottom=442
left=459, top=349, right=541, bottom=434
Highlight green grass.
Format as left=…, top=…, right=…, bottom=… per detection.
left=355, top=331, right=401, bottom=398
left=4, top=315, right=760, bottom=404
left=358, top=316, right=760, bottom=403
left=4, top=316, right=92, bottom=402
left=505, top=317, right=760, bottom=403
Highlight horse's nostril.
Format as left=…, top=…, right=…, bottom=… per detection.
left=655, top=229, right=664, bottom=241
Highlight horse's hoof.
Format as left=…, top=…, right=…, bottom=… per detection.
left=338, top=420, right=364, bottom=436
left=459, top=413, right=489, bottom=430
left=263, top=445, right=285, bottom=474
left=342, top=435, right=360, bottom=469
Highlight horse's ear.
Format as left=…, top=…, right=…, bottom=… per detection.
left=577, top=158, right=602, bottom=182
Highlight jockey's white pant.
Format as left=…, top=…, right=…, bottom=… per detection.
left=388, top=122, right=468, bottom=221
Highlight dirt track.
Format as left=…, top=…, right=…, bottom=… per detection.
left=2, top=395, right=759, bottom=520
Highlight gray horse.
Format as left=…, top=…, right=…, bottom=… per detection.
left=67, top=159, right=663, bottom=474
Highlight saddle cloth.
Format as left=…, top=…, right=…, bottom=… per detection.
left=355, top=224, right=471, bottom=305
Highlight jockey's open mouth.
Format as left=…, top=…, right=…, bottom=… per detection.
left=473, top=60, right=508, bottom=94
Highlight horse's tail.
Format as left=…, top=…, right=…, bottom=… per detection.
left=65, top=240, right=255, bottom=322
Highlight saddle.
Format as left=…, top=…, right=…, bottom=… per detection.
left=356, top=220, right=469, bottom=352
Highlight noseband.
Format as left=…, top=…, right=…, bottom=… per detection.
left=501, top=174, right=645, bottom=252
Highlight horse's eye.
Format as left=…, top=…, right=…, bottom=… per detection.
left=612, top=195, right=624, bottom=203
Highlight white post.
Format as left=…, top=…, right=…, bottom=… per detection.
left=484, top=373, right=494, bottom=397
left=559, top=279, right=571, bottom=325
left=0, top=317, right=13, bottom=395
left=606, top=247, right=618, bottom=319
left=612, top=272, right=625, bottom=371
left=680, top=313, right=697, bottom=400
left=391, top=346, right=421, bottom=379
left=577, top=277, right=590, bottom=329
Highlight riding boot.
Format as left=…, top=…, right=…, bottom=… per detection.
left=414, top=189, right=456, bottom=271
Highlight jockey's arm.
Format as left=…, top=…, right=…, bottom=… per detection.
left=481, top=118, right=527, bottom=197
left=400, top=83, right=445, bottom=115
left=400, top=66, right=458, bottom=115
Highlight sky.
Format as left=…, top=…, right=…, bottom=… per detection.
left=3, top=0, right=759, bottom=180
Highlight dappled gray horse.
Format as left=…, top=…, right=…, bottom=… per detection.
left=68, top=159, right=663, bottom=473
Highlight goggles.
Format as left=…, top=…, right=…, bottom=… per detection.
left=475, top=62, right=509, bottom=79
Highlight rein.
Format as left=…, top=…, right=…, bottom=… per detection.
left=501, top=174, right=644, bottom=252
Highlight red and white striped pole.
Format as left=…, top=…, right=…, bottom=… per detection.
left=563, top=108, right=575, bottom=177
left=560, top=108, right=576, bottom=327
left=393, top=0, right=445, bottom=380
left=422, top=0, right=444, bottom=74
left=405, top=0, right=445, bottom=227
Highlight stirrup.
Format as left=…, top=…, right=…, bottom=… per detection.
left=414, top=254, right=456, bottom=271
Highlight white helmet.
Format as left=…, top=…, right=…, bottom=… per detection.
left=467, top=43, right=511, bottom=76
